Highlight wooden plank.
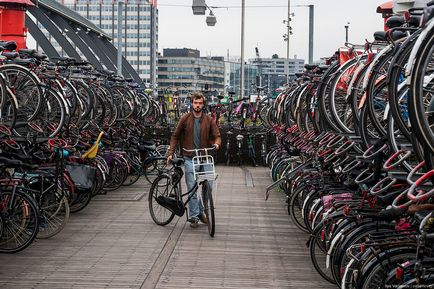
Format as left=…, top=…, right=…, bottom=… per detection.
left=0, top=166, right=337, bottom=289
left=140, top=218, right=185, bottom=289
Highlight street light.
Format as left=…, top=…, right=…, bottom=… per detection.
left=206, top=10, right=217, bottom=26
left=192, top=0, right=207, bottom=15
left=192, top=0, right=217, bottom=26
left=344, top=22, right=350, bottom=43
left=117, top=0, right=125, bottom=76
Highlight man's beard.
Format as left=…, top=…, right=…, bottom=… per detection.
left=193, top=107, right=202, bottom=112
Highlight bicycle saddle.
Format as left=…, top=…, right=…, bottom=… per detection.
left=138, top=144, right=156, bottom=152
left=0, top=156, right=38, bottom=170
left=0, top=40, right=17, bottom=51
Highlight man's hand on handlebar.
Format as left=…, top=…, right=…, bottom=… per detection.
left=166, top=154, right=173, bottom=166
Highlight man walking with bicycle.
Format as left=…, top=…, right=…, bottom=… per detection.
left=167, top=92, right=222, bottom=228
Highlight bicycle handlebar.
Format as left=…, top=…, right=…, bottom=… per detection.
left=183, top=146, right=217, bottom=154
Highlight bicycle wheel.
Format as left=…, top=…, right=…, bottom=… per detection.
left=143, top=157, right=167, bottom=184
left=37, top=192, right=70, bottom=239
left=409, top=28, right=434, bottom=154
left=0, top=190, right=39, bottom=253
left=148, top=174, right=176, bottom=226
left=308, top=223, right=336, bottom=284
left=202, top=180, right=215, bottom=237
left=0, top=64, right=42, bottom=121
left=69, top=189, right=92, bottom=213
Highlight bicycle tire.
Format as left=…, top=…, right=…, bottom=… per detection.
left=143, top=156, right=167, bottom=184
left=37, top=194, right=70, bottom=239
left=308, top=223, right=336, bottom=284
left=0, top=190, right=39, bottom=253
left=148, top=174, right=176, bottom=226
left=409, top=28, right=434, bottom=154
left=202, top=180, right=215, bottom=237
left=0, top=64, right=43, bottom=120
left=288, top=184, right=310, bottom=233
left=356, top=248, right=416, bottom=289
left=69, top=189, right=92, bottom=213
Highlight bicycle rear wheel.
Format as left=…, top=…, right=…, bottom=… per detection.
left=202, top=180, right=215, bottom=237
left=0, top=190, right=39, bottom=253
left=148, top=174, right=176, bottom=226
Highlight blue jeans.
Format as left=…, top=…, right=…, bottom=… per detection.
left=184, top=158, right=213, bottom=220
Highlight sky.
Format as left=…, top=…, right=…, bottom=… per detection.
left=157, top=0, right=388, bottom=61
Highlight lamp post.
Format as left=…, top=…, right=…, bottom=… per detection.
left=286, top=0, right=290, bottom=85
left=117, top=0, right=124, bottom=76
left=240, top=0, right=245, bottom=98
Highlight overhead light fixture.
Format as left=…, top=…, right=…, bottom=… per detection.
left=206, top=11, right=217, bottom=26
left=192, top=0, right=207, bottom=15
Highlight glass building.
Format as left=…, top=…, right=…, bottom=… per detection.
left=224, top=61, right=259, bottom=98
left=157, top=48, right=225, bottom=98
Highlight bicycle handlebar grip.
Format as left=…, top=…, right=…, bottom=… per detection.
left=383, top=150, right=412, bottom=171
left=407, top=170, right=434, bottom=202
left=354, top=168, right=375, bottom=184
left=334, top=140, right=356, bottom=156
left=391, top=189, right=413, bottom=210
left=370, top=176, right=397, bottom=196
left=407, top=161, right=426, bottom=185
left=326, top=135, right=345, bottom=148
left=362, top=143, right=388, bottom=159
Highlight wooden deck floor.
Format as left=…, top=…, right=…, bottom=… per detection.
left=0, top=166, right=337, bottom=289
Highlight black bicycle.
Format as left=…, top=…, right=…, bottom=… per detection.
left=148, top=147, right=217, bottom=237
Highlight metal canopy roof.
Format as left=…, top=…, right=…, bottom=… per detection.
left=32, top=0, right=110, bottom=39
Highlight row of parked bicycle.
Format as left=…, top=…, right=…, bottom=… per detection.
left=265, top=4, right=434, bottom=289
left=0, top=40, right=174, bottom=253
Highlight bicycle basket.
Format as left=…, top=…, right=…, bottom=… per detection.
left=192, top=154, right=216, bottom=181
left=66, top=163, right=96, bottom=190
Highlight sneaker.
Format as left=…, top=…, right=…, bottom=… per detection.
left=189, top=218, right=199, bottom=228
left=198, top=213, right=208, bottom=224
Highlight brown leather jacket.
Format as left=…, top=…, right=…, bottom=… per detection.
left=168, top=112, right=222, bottom=158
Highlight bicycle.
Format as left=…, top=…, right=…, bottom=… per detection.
left=148, top=147, right=217, bottom=237
left=224, top=127, right=234, bottom=166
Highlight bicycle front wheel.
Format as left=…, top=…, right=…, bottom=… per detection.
left=148, top=174, right=176, bottom=226
left=202, top=180, right=215, bottom=237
